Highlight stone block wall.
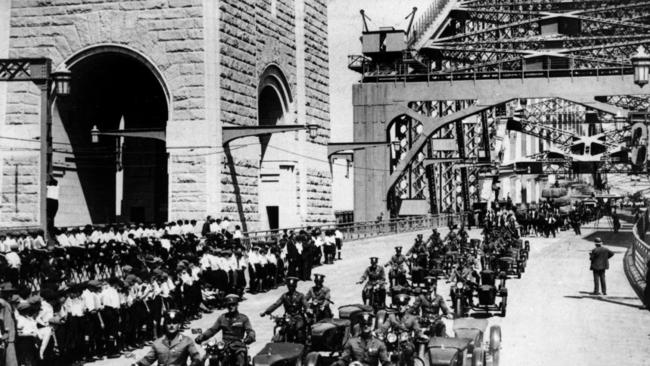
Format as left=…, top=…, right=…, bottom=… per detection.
left=0, top=154, right=39, bottom=225
left=4, top=0, right=208, bottom=225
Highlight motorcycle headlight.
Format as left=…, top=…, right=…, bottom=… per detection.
left=456, top=282, right=464, bottom=289
left=216, top=341, right=225, bottom=350
left=207, top=340, right=216, bottom=347
left=387, top=333, right=397, bottom=343
left=399, top=332, right=410, bottom=342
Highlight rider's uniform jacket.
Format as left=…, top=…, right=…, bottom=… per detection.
left=339, top=335, right=391, bottom=366
left=381, top=313, right=421, bottom=335
left=264, top=291, right=309, bottom=316
left=196, top=311, right=255, bottom=343
left=305, top=285, right=331, bottom=305
left=359, top=266, right=386, bottom=285
left=387, top=254, right=408, bottom=272
left=413, top=293, right=450, bottom=316
left=136, top=333, right=202, bottom=366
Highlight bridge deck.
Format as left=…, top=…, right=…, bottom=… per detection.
left=93, top=224, right=650, bottom=366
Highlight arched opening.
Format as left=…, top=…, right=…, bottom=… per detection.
left=54, top=49, right=168, bottom=225
left=256, top=66, right=298, bottom=230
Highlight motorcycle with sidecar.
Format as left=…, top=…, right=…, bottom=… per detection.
left=426, top=318, right=501, bottom=366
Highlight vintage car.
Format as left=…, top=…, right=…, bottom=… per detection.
left=425, top=318, right=501, bottom=366
left=251, top=342, right=304, bottom=366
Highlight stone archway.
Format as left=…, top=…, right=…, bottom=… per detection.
left=53, top=46, right=169, bottom=225
left=257, top=65, right=299, bottom=230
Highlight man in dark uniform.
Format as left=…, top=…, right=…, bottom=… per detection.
left=331, top=312, right=392, bottom=366
left=385, top=246, right=408, bottom=288
left=305, top=274, right=332, bottom=321
left=589, top=237, right=614, bottom=295
left=357, top=257, right=386, bottom=309
left=195, top=294, right=255, bottom=366
left=133, top=310, right=202, bottom=366
left=260, top=277, right=309, bottom=343
left=412, top=277, right=453, bottom=337
left=379, top=293, right=422, bottom=365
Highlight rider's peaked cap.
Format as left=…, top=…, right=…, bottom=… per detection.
left=424, top=276, right=437, bottom=284
left=394, top=293, right=410, bottom=305
left=395, top=246, right=402, bottom=251
left=164, top=309, right=184, bottom=324
left=224, top=294, right=240, bottom=304
left=360, top=312, right=375, bottom=325
left=370, top=257, right=379, bottom=263
left=286, top=276, right=299, bottom=286
left=314, top=274, right=325, bottom=282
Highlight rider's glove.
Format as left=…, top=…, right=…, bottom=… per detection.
left=243, top=336, right=254, bottom=344
left=194, top=335, right=203, bottom=344
left=259, top=312, right=266, bottom=317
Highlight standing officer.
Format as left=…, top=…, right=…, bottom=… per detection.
left=305, top=274, right=333, bottom=321
left=384, top=247, right=408, bottom=287
left=331, top=312, right=392, bottom=366
left=260, top=277, right=309, bottom=343
left=357, top=257, right=386, bottom=309
left=195, top=294, right=255, bottom=366
left=589, top=237, right=614, bottom=295
left=133, top=310, right=202, bottom=366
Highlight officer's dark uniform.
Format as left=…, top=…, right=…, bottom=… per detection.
left=135, top=333, right=202, bottom=366
left=335, top=335, right=392, bottom=366
left=385, top=250, right=408, bottom=287
left=359, top=260, right=386, bottom=308
left=263, top=279, right=309, bottom=342
left=196, top=311, right=255, bottom=365
left=305, top=283, right=332, bottom=321
left=412, top=292, right=450, bottom=337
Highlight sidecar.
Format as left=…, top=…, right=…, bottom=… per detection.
left=304, top=317, right=351, bottom=366
left=252, top=342, right=304, bottom=366
left=337, top=303, right=374, bottom=334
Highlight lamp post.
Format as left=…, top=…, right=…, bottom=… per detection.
left=632, top=45, right=650, bottom=87
left=0, top=58, right=72, bottom=239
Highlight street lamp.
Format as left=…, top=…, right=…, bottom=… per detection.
left=307, top=124, right=319, bottom=139
left=632, top=45, right=650, bottom=87
left=51, top=66, right=72, bottom=96
left=90, top=125, right=100, bottom=143
left=392, top=140, right=401, bottom=152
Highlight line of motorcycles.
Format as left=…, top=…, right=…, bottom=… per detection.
left=195, top=235, right=530, bottom=366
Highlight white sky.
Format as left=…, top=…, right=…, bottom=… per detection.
left=327, top=0, right=433, bottom=141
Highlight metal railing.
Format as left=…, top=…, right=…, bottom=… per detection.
left=632, top=210, right=650, bottom=280
left=239, top=213, right=465, bottom=248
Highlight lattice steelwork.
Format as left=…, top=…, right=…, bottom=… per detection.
left=389, top=100, right=477, bottom=216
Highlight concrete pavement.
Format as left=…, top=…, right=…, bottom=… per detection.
left=91, top=223, right=650, bottom=366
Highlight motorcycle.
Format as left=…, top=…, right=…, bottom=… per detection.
left=270, top=314, right=305, bottom=343
left=306, top=299, right=334, bottom=324
left=377, top=328, right=426, bottom=366
left=450, top=281, right=473, bottom=318
left=419, top=313, right=449, bottom=338
left=358, top=280, right=386, bottom=312
left=205, top=339, right=249, bottom=366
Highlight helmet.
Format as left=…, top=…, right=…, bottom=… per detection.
left=163, top=310, right=184, bottom=324
left=224, top=294, right=240, bottom=306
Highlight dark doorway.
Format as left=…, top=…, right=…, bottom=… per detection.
left=56, top=51, right=168, bottom=225
left=266, top=206, right=279, bottom=230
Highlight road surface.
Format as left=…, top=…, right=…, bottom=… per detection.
left=92, top=222, right=650, bottom=366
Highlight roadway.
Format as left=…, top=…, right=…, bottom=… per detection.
left=93, top=221, right=650, bottom=366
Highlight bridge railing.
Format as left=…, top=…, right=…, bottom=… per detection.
left=239, top=213, right=465, bottom=248
left=632, top=210, right=650, bottom=281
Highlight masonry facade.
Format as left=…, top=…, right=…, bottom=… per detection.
left=0, top=0, right=333, bottom=231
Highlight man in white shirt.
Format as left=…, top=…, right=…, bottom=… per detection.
left=221, top=216, right=231, bottom=233
left=335, top=228, right=344, bottom=260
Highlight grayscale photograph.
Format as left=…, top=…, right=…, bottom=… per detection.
left=0, top=0, right=649, bottom=365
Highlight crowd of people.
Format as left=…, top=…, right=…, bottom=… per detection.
left=0, top=216, right=345, bottom=366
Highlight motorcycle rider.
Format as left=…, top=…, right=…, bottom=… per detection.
left=305, top=274, right=333, bottom=321
left=194, top=294, right=255, bottom=366
left=379, top=293, right=423, bottom=366
left=260, top=276, right=309, bottom=343
left=331, top=312, right=392, bottom=366
left=412, top=277, right=453, bottom=337
left=133, top=310, right=203, bottom=366
left=356, top=257, right=386, bottom=309
left=385, top=247, right=408, bottom=288
left=449, top=260, right=480, bottom=308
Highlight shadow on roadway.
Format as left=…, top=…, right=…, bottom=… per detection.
left=565, top=293, right=646, bottom=310
left=583, top=231, right=634, bottom=249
